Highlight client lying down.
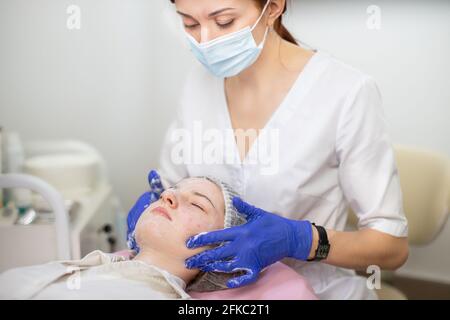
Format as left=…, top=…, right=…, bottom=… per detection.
left=0, top=176, right=247, bottom=299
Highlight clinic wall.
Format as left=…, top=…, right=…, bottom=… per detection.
left=0, top=0, right=192, bottom=207
left=0, top=0, right=449, bottom=283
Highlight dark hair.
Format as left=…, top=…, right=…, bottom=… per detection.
left=169, top=0, right=298, bottom=45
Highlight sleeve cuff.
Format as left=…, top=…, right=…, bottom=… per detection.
left=359, top=218, right=408, bottom=238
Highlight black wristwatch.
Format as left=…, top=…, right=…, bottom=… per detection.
left=307, top=223, right=330, bottom=261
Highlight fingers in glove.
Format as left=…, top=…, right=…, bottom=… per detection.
left=226, top=268, right=259, bottom=288
left=185, top=244, right=235, bottom=269
left=186, top=227, right=241, bottom=249
left=232, top=197, right=262, bottom=221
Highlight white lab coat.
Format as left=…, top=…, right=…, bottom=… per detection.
left=158, top=51, right=408, bottom=300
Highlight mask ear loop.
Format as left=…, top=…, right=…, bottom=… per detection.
left=250, top=0, right=272, bottom=32
left=257, top=27, right=270, bottom=49
left=251, top=0, right=272, bottom=48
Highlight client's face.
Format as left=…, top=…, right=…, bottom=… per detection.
left=135, top=177, right=225, bottom=258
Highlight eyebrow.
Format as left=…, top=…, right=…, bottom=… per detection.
left=193, top=191, right=216, bottom=209
left=176, top=7, right=236, bottom=19
left=171, top=184, right=216, bottom=209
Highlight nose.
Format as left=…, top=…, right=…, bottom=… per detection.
left=200, top=27, right=211, bottom=43
left=161, top=190, right=178, bottom=209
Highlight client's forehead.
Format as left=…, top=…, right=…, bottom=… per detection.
left=174, top=177, right=217, bottom=189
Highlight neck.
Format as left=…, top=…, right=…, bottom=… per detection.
left=133, top=247, right=199, bottom=285
left=227, top=30, right=309, bottom=90
left=228, top=30, right=284, bottom=89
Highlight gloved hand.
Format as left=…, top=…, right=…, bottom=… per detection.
left=126, top=170, right=164, bottom=252
left=185, top=197, right=313, bottom=288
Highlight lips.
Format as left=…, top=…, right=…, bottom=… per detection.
left=151, top=206, right=172, bottom=221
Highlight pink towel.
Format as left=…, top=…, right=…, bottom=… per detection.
left=189, top=262, right=318, bottom=300
left=113, top=251, right=317, bottom=300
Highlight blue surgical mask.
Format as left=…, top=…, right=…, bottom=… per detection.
left=185, top=0, right=271, bottom=78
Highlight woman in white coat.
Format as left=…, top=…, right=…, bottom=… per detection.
left=128, top=0, right=409, bottom=300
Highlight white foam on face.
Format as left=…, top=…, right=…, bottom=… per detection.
left=232, top=267, right=253, bottom=274
left=227, top=278, right=240, bottom=287
left=188, top=231, right=208, bottom=244
left=226, top=268, right=253, bottom=287
left=205, top=220, right=218, bottom=231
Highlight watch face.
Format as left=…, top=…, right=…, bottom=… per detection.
left=317, top=244, right=330, bottom=259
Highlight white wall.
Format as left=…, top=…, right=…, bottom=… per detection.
left=0, top=0, right=449, bottom=282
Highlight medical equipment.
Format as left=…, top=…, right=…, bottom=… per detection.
left=24, top=153, right=99, bottom=200
left=2, top=132, right=28, bottom=210
left=185, top=197, right=313, bottom=288
left=0, top=201, right=18, bottom=226
left=0, top=140, right=123, bottom=273
left=16, top=207, right=37, bottom=225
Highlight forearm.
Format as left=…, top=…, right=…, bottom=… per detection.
left=308, top=226, right=409, bottom=271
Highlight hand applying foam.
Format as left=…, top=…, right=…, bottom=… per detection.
left=126, top=170, right=165, bottom=252
left=185, top=197, right=314, bottom=288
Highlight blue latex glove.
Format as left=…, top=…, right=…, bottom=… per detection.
left=126, top=170, right=164, bottom=252
left=185, top=197, right=313, bottom=288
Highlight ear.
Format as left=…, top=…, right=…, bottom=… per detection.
left=267, top=0, right=286, bottom=27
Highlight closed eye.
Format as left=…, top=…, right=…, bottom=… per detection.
left=191, top=203, right=206, bottom=212
left=184, top=23, right=199, bottom=29
left=217, top=20, right=234, bottom=28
